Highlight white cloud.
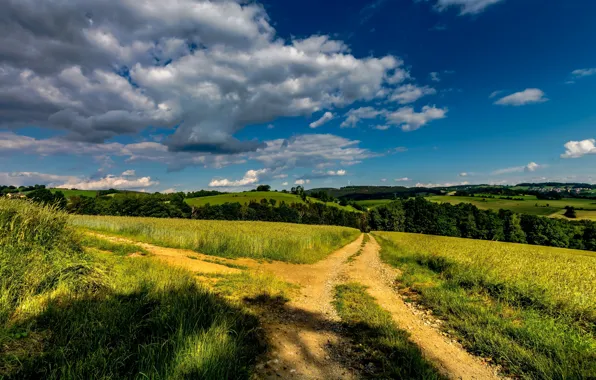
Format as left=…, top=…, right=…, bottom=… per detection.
left=380, top=178, right=387, bottom=182
left=0, top=0, right=403, bottom=154
left=309, top=112, right=335, bottom=129
left=58, top=175, right=158, bottom=190
left=273, top=174, right=288, bottom=179
left=0, top=171, right=78, bottom=187
left=435, top=0, right=506, bottom=14
left=391, top=146, right=409, bottom=153
left=281, top=182, right=288, bottom=186
left=416, top=181, right=469, bottom=187
left=122, top=169, right=136, bottom=176
left=389, top=84, right=436, bottom=104
left=373, top=125, right=390, bottom=130
left=386, top=105, right=447, bottom=131
left=208, top=168, right=269, bottom=187
left=267, top=124, right=275, bottom=129
left=328, top=169, right=346, bottom=176
left=459, top=172, right=468, bottom=177
left=395, top=177, right=410, bottom=182
left=494, top=89, right=548, bottom=106
left=429, top=72, right=440, bottom=82
left=489, top=90, right=503, bottom=99
left=294, top=179, right=311, bottom=185
left=571, top=68, right=596, bottom=78
left=341, top=107, right=384, bottom=128
left=161, top=188, right=177, bottom=194
left=492, top=162, right=544, bottom=175
left=560, top=139, right=596, bottom=158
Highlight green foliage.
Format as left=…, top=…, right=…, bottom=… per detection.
left=374, top=232, right=596, bottom=379
left=26, top=188, right=67, bottom=209
left=371, top=197, right=596, bottom=252
left=0, top=199, right=262, bottom=379
left=71, top=215, right=360, bottom=263
left=333, top=283, right=443, bottom=379
left=255, top=184, right=271, bottom=192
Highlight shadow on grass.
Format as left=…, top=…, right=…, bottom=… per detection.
left=2, top=277, right=263, bottom=379
left=243, top=292, right=442, bottom=379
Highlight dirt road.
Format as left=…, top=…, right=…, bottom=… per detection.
left=91, top=232, right=501, bottom=379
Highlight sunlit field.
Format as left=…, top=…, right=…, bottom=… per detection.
left=374, top=231, right=596, bottom=378
left=71, top=215, right=360, bottom=263
left=0, top=199, right=261, bottom=379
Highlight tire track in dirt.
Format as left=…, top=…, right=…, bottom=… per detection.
left=343, top=235, right=502, bottom=380
left=250, top=234, right=363, bottom=379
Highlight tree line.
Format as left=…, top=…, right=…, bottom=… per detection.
left=368, top=197, right=596, bottom=251
left=7, top=187, right=596, bottom=252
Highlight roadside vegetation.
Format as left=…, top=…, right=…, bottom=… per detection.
left=374, top=231, right=596, bottom=379
left=71, top=215, right=360, bottom=263
left=0, top=199, right=264, bottom=379
left=333, top=283, right=444, bottom=379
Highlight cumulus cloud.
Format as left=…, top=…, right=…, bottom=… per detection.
left=494, top=89, right=548, bottom=106
left=386, top=105, right=447, bottom=131
left=58, top=174, right=159, bottom=190
left=309, top=112, right=335, bottom=128
left=122, top=169, right=136, bottom=176
left=0, top=0, right=405, bottom=154
left=459, top=172, right=468, bottom=177
left=395, top=177, right=410, bottom=182
left=281, top=182, right=288, bottom=186
left=492, top=162, right=544, bottom=175
left=296, top=169, right=347, bottom=181
left=429, top=72, right=440, bottom=82
left=380, top=178, right=387, bottom=182
left=208, top=169, right=269, bottom=187
left=294, top=179, right=311, bottom=185
left=389, top=84, right=436, bottom=104
left=571, top=68, right=596, bottom=78
left=434, top=0, right=506, bottom=14
left=560, top=139, right=596, bottom=158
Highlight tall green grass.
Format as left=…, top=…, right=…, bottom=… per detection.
left=374, top=232, right=596, bottom=379
left=0, top=200, right=262, bottom=378
left=71, top=215, right=360, bottom=263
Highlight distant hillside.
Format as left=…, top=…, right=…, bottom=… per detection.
left=185, top=191, right=360, bottom=212
left=307, top=186, right=442, bottom=201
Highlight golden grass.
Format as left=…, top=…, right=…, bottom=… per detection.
left=71, top=215, right=360, bottom=263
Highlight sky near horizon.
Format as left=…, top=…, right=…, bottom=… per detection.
left=1, top=0, right=595, bottom=193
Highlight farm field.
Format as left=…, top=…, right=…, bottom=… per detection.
left=185, top=191, right=359, bottom=212
left=374, top=231, right=596, bottom=378
left=71, top=214, right=360, bottom=263
left=426, top=194, right=596, bottom=218
left=353, top=199, right=393, bottom=208
left=49, top=188, right=99, bottom=197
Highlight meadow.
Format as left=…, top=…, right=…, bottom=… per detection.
left=426, top=194, right=596, bottom=219
left=49, top=188, right=99, bottom=197
left=186, top=191, right=359, bottom=212
left=0, top=199, right=263, bottom=379
left=353, top=199, right=393, bottom=209
left=71, top=215, right=360, bottom=263
left=373, top=231, right=596, bottom=378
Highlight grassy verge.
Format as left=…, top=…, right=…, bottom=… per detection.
left=347, top=233, right=369, bottom=262
left=373, top=232, right=596, bottom=379
left=1, top=200, right=263, bottom=379
left=333, top=283, right=444, bottom=379
left=71, top=215, right=360, bottom=263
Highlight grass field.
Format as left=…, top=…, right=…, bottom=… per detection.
left=70, top=215, right=360, bottom=263
left=427, top=195, right=596, bottom=218
left=0, top=199, right=262, bottom=379
left=185, top=191, right=359, bottom=212
left=50, top=188, right=99, bottom=197
left=353, top=199, right=393, bottom=209
left=373, top=232, right=596, bottom=378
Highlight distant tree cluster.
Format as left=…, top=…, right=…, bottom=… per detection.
left=67, top=192, right=192, bottom=218
left=368, top=197, right=596, bottom=251
left=26, top=188, right=67, bottom=209
left=0, top=184, right=46, bottom=195
left=185, top=190, right=224, bottom=198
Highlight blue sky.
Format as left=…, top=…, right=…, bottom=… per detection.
left=1, top=0, right=595, bottom=192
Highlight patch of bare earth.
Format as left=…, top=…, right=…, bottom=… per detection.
left=250, top=235, right=364, bottom=379
left=344, top=235, right=502, bottom=380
